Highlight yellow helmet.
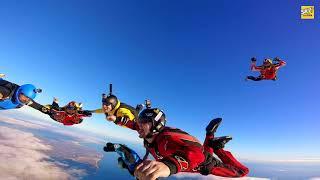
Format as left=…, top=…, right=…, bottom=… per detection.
left=75, top=102, right=82, bottom=110
left=264, top=58, right=272, bottom=64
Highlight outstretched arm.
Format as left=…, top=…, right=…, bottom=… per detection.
left=251, top=64, right=263, bottom=71
left=112, top=114, right=139, bottom=130
left=77, top=110, right=92, bottom=117
left=91, top=108, right=105, bottom=114
left=160, top=138, right=205, bottom=174
left=134, top=137, right=205, bottom=180
left=273, top=58, right=286, bottom=70
left=107, top=108, right=139, bottom=130
left=27, top=100, right=51, bottom=115
left=250, top=57, right=263, bottom=71
left=104, top=143, right=143, bottom=176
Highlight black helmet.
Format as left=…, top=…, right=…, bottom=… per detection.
left=102, top=94, right=118, bottom=109
left=138, top=108, right=166, bottom=133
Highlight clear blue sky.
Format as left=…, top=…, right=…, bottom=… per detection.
left=1, top=0, right=319, bottom=161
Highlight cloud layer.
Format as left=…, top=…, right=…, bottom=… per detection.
left=172, top=173, right=270, bottom=180
left=0, top=125, right=84, bottom=180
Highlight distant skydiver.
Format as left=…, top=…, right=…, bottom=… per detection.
left=98, top=84, right=143, bottom=129
left=246, top=57, right=286, bottom=81
left=104, top=102, right=249, bottom=179
left=32, top=97, right=92, bottom=126
left=0, top=74, right=43, bottom=110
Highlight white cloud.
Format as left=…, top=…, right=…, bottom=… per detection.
left=172, top=173, right=270, bottom=180
left=0, top=109, right=105, bottom=145
left=0, top=126, right=85, bottom=180
left=1, top=107, right=143, bottom=145
left=309, top=178, right=320, bottom=180
left=242, top=157, right=320, bottom=164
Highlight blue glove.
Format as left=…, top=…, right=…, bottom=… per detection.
left=104, top=143, right=142, bottom=174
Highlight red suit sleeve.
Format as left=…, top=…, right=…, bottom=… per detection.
left=159, top=136, right=205, bottom=174
left=251, top=63, right=263, bottom=71
left=274, top=60, right=286, bottom=70
left=122, top=119, right=139, bottom=131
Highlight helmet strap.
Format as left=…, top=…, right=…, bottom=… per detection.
left=154, top=111, right=163, bottom=121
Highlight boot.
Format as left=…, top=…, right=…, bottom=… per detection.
left=206, top=118, right=222, bottom=135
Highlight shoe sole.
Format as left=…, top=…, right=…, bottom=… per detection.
left=206, top=118, right=222, bottom=134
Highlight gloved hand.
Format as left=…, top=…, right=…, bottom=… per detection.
left=104, top=142, right=143, bottom=175
left=117, top=157, right=134, bottom=175
left=251, top=57, right=257, bottom=62
left=82, top=110, right=92, bottom=116
left=135, top=104, right=144, bottom=113
left=273, top=57, right=280, bottom=61
left=104, top=142, right=116, bottom=152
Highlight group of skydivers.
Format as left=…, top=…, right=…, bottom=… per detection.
left=0, top=57, right=286, bottom=180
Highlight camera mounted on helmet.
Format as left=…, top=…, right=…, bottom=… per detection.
left=102, top=83, right=118, bottom=109
left=138, top=99, right=166, bottom=133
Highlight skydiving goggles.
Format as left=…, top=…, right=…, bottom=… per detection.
left=102, top=98, right=112, bottom=106
left=66, top=105, right=77, bottom=110
left=19, top=93, right=32, bottom=104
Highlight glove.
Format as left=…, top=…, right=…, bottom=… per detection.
left=251, top=57, right=257, bottom=62
left=104, top=142, right=116, bottom=152
left=273, top=57, right=280, bottom=61
left=135, top=104, right=144, bottom=113
left=82, top=110, right=92, bottom=116
left=104, top=143, right=143, bottom=174
left=118, top=157, right=135, bottom=175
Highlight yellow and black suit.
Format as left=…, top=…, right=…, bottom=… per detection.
left=98, top=100, right=139, bottom=130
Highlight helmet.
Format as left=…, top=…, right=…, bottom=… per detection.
left=102, top=94, right=118, bottom=109
left=76, top=102, right=83, bottom=110
left=66, top=101, right=78, bottom=110
left=138, top=108, right=166, bottom=133
left=15, top=84, right=38, bottom=105
left=264, top=58, right=272, bottom=64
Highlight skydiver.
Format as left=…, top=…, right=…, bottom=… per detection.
left=105, top=105, right=249, bottom=179
left=35, top=97, right=92, bottom=126
left=246, top=57, right=286, bottom=81
left=0, top=74, right=43, bottom=110
left=97, top=84, right=143, bottom=130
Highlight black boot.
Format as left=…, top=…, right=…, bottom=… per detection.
left=209, top=136, right=232, bottom=150
left=206, top=118, right=222, bottom=135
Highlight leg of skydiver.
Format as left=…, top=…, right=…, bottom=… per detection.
left=210, top=148, right=249, bottom=177
left=0, top=79, right=18, bottom=100
left=246, top=76, right=263, bottom=81
left=0, top=79, right=12, bottom=99
left=203, top=119, right=249, bottom=177
left=203, top=118, right=222, bottom=154
left=0, top=86, right=10, bottom=99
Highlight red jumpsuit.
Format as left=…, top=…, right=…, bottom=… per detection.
left=251, top=60, right=286, bottom=80
left=127, top=121, right=249, bottom=177
left=50, top=110, right=89, bottom=125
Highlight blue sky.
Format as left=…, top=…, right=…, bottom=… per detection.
left=1, top=0, right=319, bottom=161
